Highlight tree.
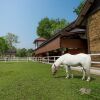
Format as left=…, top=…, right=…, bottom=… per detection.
left=16, top=48, right=28, bottom=57
left=37, top=17, right=69, bottom=39
left=27, top=49, right=33, bottom=57
left=0, top=37, right=9, bottom=57
left=51, top=19, right=68, bottom=35
left=5, top=33, right=19, bottom=49
left=16, top=48, right=33, bottom=57
left=74, top=0, right=85, bottom=15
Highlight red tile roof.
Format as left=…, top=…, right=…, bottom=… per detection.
left=34, top=37, right=46, bottom=43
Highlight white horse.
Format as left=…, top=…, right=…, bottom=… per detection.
left=51, top=53, right=91, bottom=81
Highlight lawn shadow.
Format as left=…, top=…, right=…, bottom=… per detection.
left=54, top=75, right=96, bottom=82
left=90, top=77, right=96, bottom=81
left=74, top=75, right=96, bottom=82
left=54, top=75, right=66, bottom=79
left=74, top=75, right=82, bottom=79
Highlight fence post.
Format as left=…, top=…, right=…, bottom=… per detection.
left=47, top=56, right=49, bottom=64
left=27, top=57, right=29, bottom=62
left=5, top=57, right=7, bottom=62
left=54, top=57, right=56, bottom=63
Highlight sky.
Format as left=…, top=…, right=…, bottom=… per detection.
left=0, top=0, right=82, bottom=49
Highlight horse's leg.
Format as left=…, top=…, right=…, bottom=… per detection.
left=86, top=68, right=91, bottom=81
left=82, top=67, right=86, bottom=80
left=65, top=65, right=70, bottom=79
left=82, top=64, right=91, bottom=81
left=83, top=62, right=91, bottom=81
left=69, top=66, right=73, bottom=78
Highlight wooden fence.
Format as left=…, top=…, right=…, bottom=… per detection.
left=0, top=57, right=31, bottom=62
left=0, top=54, right=100, bottom=66
left=32, top=54, right=100, bottom=65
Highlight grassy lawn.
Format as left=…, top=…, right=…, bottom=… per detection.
left=0, top=61, right=100, bottom=100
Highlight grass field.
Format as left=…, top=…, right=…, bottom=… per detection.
left=0, top=61, right=100, bottom=100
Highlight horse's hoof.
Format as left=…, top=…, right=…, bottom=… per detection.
left=86, top=79, right=90, bottom=82
left=66, top=76, right=69, bottom=79
left=86, top=77, right=91, bottom=82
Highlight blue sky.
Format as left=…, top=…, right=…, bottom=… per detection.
left=0, top=0, right=82, bottom=49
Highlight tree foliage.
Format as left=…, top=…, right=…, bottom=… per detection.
left=27, top=49, right=33, bottom=57
left=74, top=0, right=85, bottom=15
left=37, top=17, right=69, bottom=39
left=0, top=37, right=9, bottom=56
left=16, top=48, right=33, bottom=57
left=16, top=48, right=27, bottom=57
left=5, top=33, right=19, bottom=49
left=0, top=33, right=19, bottom=57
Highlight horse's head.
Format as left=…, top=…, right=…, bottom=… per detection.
left=51, top=64, right=58, bottom=75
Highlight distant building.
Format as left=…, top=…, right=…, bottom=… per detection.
left=34, top=37, right=46, bottom=49
left=5, top=49, right=16, bottom=58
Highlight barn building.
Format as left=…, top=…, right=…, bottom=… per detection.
left=34, top=0, right=100, bottom=59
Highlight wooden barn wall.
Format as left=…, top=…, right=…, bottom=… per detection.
left=61, top=38, right=87, bottom=49
left=35, top=37, right=60, bottom=54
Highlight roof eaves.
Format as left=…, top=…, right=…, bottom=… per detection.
left=34, top=0, right=95, bottom=52
left=75, top=0, right=95, bottom=26
left=35, top=20, right=76, bottom=51
left=64, top=0, right=95, bottom=31
left=35, top=32, right=60, bottom=51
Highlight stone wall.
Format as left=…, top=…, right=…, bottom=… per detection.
left=87, top=10, right=100, bottom=53
left=87, top=10, right=100, bottom=64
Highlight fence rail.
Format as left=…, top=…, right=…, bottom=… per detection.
left=0, top=57, right=31, bottom=62
left=0, top=54, right=100, bottom=65
left=32, top=54, right=100, bottom=65
left=90, top=54, right=100, bottom=64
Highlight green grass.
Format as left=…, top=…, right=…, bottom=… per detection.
left=0, top=61, right=100, bottom=100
